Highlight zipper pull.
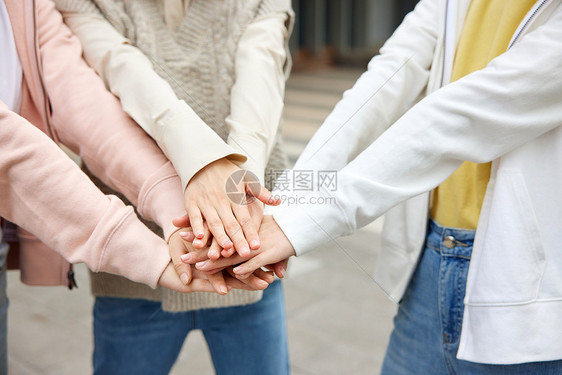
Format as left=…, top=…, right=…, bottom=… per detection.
left=67, top=269, right=78, bottom=290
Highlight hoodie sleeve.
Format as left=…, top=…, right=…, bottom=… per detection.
left=36, top=0, right=185, bottom=239
left=0, top=101, right=170, bottom=288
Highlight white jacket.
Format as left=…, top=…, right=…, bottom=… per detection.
left=271, top=0, right=562, bottom=365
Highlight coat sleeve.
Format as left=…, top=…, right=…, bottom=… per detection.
left=0, top=101, right=170, bottom=288
left=36, top=0, right=184, bottom=239
left=56, top=3, right=246, bottom=189
left=225, top=10, right=291, bottom=183
left=290, top=0, right=440, bottom=174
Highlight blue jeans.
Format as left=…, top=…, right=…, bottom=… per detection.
left=93, top=280, right=289, bottom=375
left=0, top=230, right=8, bottom=375
left=381, top=219, right=562, bottom=375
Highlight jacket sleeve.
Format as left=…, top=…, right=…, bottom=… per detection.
left=225, top=9, right=292, bottom=183
left=290, top=0, right=439, bottom=174
left=0, top=101, right=169, bottom=288
left=56, top=5, right=246, bottom=189
left=36, top=0, right=184, bottom=239
left=272, top=1, right=562, bottom=255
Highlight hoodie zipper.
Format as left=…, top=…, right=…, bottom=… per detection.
left=441, top=0, right=550, bottom=87
left=31, top=0, right=75, bottom=288
left=508, top=0, right=550, bottom=49
left=31, top=0, right=55, bottom=140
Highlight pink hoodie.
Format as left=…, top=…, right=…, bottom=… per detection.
left=1, top=0, right=185, bottom=288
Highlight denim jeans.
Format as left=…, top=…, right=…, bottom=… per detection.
left=93, top=279, right=289, bottom=375
left=0, top=229, right=8, bottom=375
left=381, top=219, right=562, bottom=375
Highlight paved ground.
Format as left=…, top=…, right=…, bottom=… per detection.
left=6, top=68, right=398, bottom=374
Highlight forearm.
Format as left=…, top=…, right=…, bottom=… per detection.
left=273, top=15, right=562, bottom=255
left=35, top=0, right=186, bottom=237
left=226, top=12, right=290, bottom=182
left=0, top=105, right=169, bottom=287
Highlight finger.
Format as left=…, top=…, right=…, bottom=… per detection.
left=193, top=222, right=211, bottom=249
left=188, top=208, right=205, bottom=239
left=205, top=210, right=234, bottom=250
left=225, top=268, right=270, bottom=290
left=180, top=247, right=211, bottom=264
left=232, top=204, right=260, bottom=250
left=252, top=268, right=275, bottom=284
left=215, top=203, right=250, bottom=257
left=207, top=272, right=229, bottom=295
left=168, top=235, right=192, bottom=285
left=254, top=185, right=280, bottom=206
left=159, top=264, right=215, bottom=293
left=233, top=253, right=279, bottom=276
left=196, top=254, right=245, bottom=272
left=179, top=230, right=195, bottom=243
left=220, top=247, right=236, bottom=258
left=207, top=238, right=222, bottom=261
left=223, top=275, right=260, bottom=291
left=172, top=214, right=190, bottom=228
left=272, top=259, right=289, bottom=278
left=183, top=278, right=218, bottom=293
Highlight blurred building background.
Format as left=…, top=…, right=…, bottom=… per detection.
left=290, top=0, right=418, bottom=69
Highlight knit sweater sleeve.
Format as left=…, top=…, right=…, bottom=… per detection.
left=56, top=6, right=246, bottom=189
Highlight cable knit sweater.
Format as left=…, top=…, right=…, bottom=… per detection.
left=56, top=0, right=293, bottom=312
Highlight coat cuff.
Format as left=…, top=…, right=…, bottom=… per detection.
left=156, top=100, right=247, bottom=189
left=271, top=187, right=348, bottom=256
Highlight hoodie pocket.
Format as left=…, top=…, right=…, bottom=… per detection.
left=466, top=170, right=546, bottom=305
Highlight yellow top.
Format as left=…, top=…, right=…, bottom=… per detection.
left=430, top=0, right=536, bottom=229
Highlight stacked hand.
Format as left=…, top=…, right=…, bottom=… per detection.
left=160, top=158, right=296, bottom=294
left=159, top=229, right=275, bottom=294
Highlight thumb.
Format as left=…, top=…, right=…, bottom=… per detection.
left=169, top=235, right=193, bottom=285
left=172, top=214, right=190, bottom=228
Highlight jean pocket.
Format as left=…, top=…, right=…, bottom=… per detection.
left=466, top=170, right=545, bottom=305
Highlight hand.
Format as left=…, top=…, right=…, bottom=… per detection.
left=191, top=216, right=295, bottom=278
left=158, top=262, right=271, bottom=294
left=170, top=226, right=276, bottom=293
left=233, top=216, right=294, bottom=278
left=182, top=157, right=279, bottom=257
left=157, top=262, right=217, bottom=293
left=218, top=200, right=264, bottom=259
left=168, top=229, right=194, bottom=285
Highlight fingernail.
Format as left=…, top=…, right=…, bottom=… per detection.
left=240, top=247, right=250, bottom=257
left=227, top=285, right=233, bottom=291
left=196, top=261, right=208, bottom=269
left=250, top=240, right=260, bottom=249
left=195, top=232, right=204, bottom=239
left=219, top=285, right=228, bottom=294
left=193, top=239, right=202, bottom=247
left=221, top=239, right=233, bottom=248
left=278, top=268, right=285, bottom=278
left=257, top=280, right=269, bottom=289
left=180, top=254, right=191, bottom=262
left=233, top=266, right=242, bottom=273
left=180, top=273, right=190, bottom=285
left=179, top=231, right=189, bottom=237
